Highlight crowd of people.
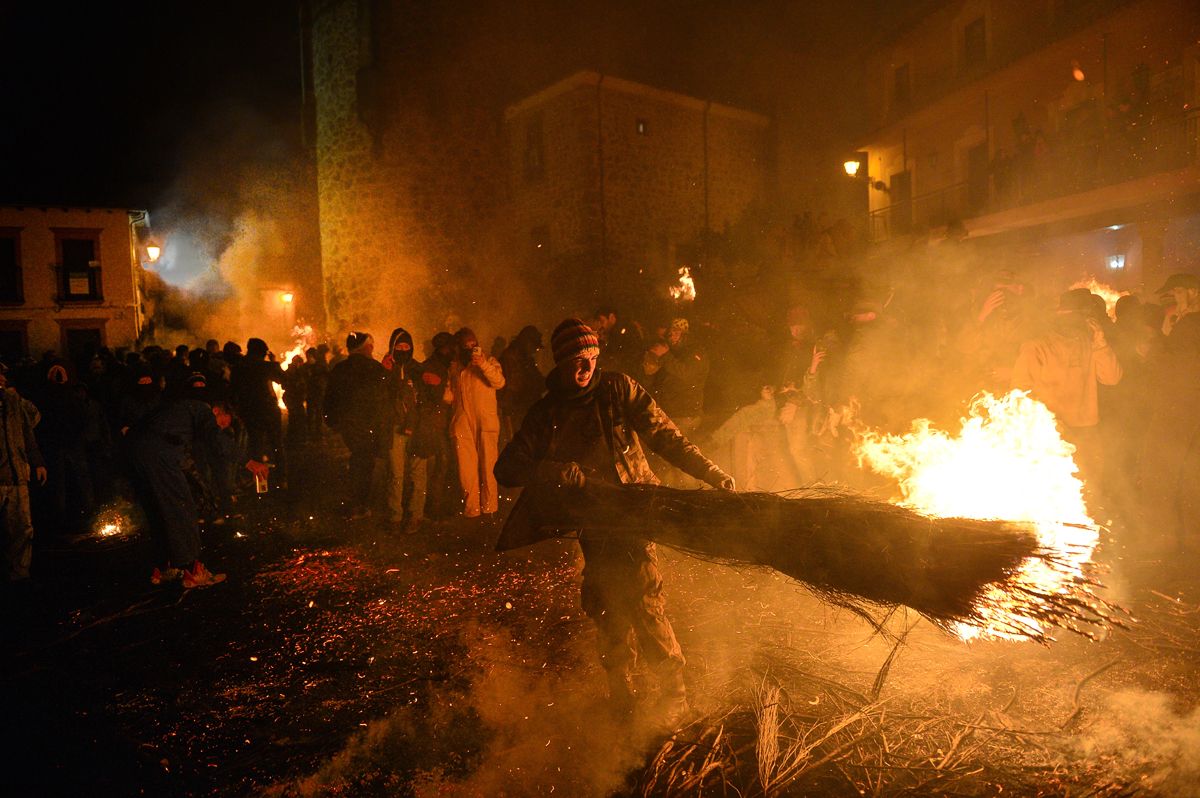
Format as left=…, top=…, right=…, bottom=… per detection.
left=3, top=266, right=1200, bottom=727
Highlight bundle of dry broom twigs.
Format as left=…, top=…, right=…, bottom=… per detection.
left=500, top=480, right=1119, bottom=642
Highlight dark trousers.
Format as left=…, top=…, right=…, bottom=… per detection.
left=246, top=410, right=285, bottom=484
left=341, top=431, right=377, bottom=513
left=132, top=448, right=201, bottom=567
left=579, top=535, right=684, bottom=679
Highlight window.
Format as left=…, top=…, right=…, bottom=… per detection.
left=57, top=319, right=106, bottom=366
left=52, top=228, right=103, bottom=301
left=963, top=17, right=987, bottom=71
left=0, top=228, right=22, bottom=303
left=636, top=118, right=649, bottom=135
left=524, top=115, right=545, bottom=182
left=0, top=321, right=28, bottom=363
left=893, top=64, right=911, bottom=112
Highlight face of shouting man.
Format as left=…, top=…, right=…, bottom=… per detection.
left=565, top=351, right=598, bottom=389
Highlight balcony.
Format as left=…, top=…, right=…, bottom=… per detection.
left=869, top=105, right=1200, bottom=242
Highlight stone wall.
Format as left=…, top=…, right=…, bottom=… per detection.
left=505, top=73, right=769, bottom=316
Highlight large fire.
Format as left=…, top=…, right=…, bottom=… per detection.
left=272, top=324, right=317, bottom=411
left=669, top=266, right=696, bottom=302
left=855, top=390, right=1099, bottom=641
left=1070, top=277, right=1128, bottom=320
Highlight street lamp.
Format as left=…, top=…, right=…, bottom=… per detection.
left=843, top=159, right=862, bottom=177
left=145, top=244, right=161, bottom=262
left=281, top=291, right=295, bottom=304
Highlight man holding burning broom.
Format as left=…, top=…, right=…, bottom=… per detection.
left=495, top=318, right=734, bottom=728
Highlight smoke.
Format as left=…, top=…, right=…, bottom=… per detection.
left=141, top=101, right=320, bottom=352
left=1073, top=689, right=1200, bottom=796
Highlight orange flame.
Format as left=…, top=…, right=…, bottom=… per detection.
left=668, top=266, right=696, bottom=302
left=855, top=390, right=1099, bottom=641
left=1070, top=277, right=1128, bottom=321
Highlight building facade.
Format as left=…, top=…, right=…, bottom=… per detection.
left=855, top=0, right=1200, bottom=292
left=0, top=206, right=148, bottom=364
left=504, top=72, right=770, bottom=313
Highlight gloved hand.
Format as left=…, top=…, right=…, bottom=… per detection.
left=535, top=460, right=587, bottom=490
left=704, top=467, right=736, bottom=491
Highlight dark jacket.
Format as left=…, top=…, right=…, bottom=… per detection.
left=495, top=369, right=722, bottom=489
left=498, top=327, right=544, bottom=423
left=233, top=358, right=284, bottom=422
left=382, top=328, right=419, bottom=435
left=643, top=340, right=709, bottom=419
left=324, top=352, right=388, bottom=447
left=410, top=353, right=451, bottom=457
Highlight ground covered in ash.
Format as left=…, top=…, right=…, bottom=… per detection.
left=5, top=480, right=1200, bottom=797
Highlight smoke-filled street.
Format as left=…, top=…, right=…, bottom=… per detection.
left=5, top=1, right=1200, bottom=795
left=7, top=443, right=1200, bottom=796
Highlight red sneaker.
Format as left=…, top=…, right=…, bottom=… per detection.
left=182, top=561, right=227, bottom=589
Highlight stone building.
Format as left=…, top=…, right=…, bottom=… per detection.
left=306, top=0, right=771, bottom=338
left=0, top=206, right=149, bottom=363
left=851, top=0, right=1200, bottom=293
left=503, top=72, right=771, bottom=313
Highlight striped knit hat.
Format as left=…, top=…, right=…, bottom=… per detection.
left=551, top=318, right=600, bottom=365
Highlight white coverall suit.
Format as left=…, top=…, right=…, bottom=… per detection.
left=446, top=357, right=505, bottom=516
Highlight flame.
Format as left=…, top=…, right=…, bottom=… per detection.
left=1070, top=277, right=1128, bottom=320
left=98, top=522, right=122, bottom=537
left=855, top=390, right=1099, bottom=641
left=273, top=324, right=317, bottom=411
left=668, top=266, right=696, bottom=302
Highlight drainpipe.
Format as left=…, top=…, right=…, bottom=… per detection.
left=596, top=75, right=608, bottom=296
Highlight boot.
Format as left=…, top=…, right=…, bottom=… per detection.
left=606, top=669, right=637, bottom=721
left=652, top=661, right=690, bottom=731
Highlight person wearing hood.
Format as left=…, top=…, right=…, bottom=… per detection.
left=498, top=325, right=544, bottom=447
left=445, top=327, right=506, bottom=519
left=382, top=327, right=420, bottom=530
left=410, top=332, right=456, bottom=522
left=325, top=331, right=388, bottom=519
left=495, top=319, right=734, bottom=728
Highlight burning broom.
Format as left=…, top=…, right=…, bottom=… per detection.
left=498, top=391, right=1120, bottom=643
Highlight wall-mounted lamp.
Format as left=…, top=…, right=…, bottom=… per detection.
left=843, top=151, right=889, bottom=192
left=281, top=291, right=295, bottom=304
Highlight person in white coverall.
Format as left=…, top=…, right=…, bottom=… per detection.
left=445, top=327, right=506, bottom=517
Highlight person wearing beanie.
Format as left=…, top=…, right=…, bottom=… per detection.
left=495, top=318, right=734, bottom=730
left=324, top=331, right=388, bottom=519
left=445, top=327, right=506, bottom=519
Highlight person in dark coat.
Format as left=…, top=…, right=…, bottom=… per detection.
left=324, top=331, right=388, bottom=518
left=35, top=362, right=94, bottom=532
left=382, top=327, right=419, bottom=528
left=497, top=325, right=544, bottom=447
left=128, top=396, right=267, bottom=588
left=281, top=355, right=308, bottom=447
left=303, top=346, right=329, bottom=442
left=410, top=332, right=455, bottom=522
left=232, top=338, right=285, bottom=485
left=495, top=319, right=734, bottom=727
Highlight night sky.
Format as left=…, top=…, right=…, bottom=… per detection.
left=0, top=0, right=302, bottom=208
left=1, top=1, right=920, bottom=211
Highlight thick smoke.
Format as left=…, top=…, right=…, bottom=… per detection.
left=142, top=103, right=319, bottom=353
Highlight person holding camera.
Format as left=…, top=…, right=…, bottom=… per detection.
left=445, top=327, right=505, bottom=519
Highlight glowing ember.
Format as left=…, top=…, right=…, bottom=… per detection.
left=1070, top=277, right=1128, bottom=320
left=668, top=266, right=696, bottom=302
left=98, top=522, right=122, bottom=537
left=855, top=390, right=1099, bottom=641
left=273, top=324, right=317, bottom=411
